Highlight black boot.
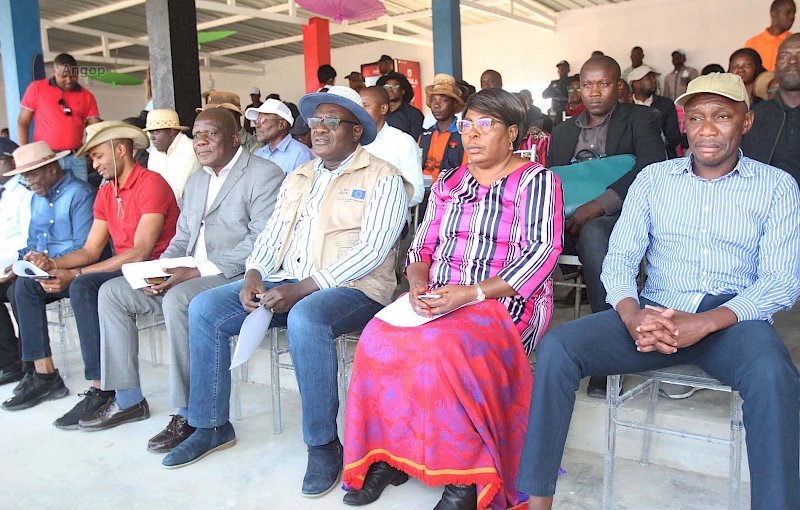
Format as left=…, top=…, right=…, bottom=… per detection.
left=434, top=484, right=478, bottom=510
left=343, top=461, right=408, bottom=506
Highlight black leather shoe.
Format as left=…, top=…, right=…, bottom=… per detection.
left=302, top=438, right=343, bottom=497
left=343, top=461, right=408, bottom=506
left=0, top=364, right=23, bottom=386
left=434, top=484, right=478, bottom=510
left=586, top=376, right=607, bottom=398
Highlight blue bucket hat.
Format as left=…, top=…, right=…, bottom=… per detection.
left=298, top=86, right=377, bottom=145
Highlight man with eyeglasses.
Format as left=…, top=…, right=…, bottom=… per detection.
left=743, top=34, right=800, bottom=185
left=247, top=99, right=313, bottom=174
left=565, top=75, right=585, bottom=117
left=17, top=54, right=102, bottom=182
left=376, top=72, right=424, bottom=140
left=162, top=87, right=413, bottom=496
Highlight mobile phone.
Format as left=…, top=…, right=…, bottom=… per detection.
left=145, top=276, right=169, bottom=285
left=418, top=294, right=441, bottom=300
left=32, top=275, right=55, bottom=280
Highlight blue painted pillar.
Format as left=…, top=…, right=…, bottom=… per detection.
left=432, top=0, right=462, bottom=80
left=0, top=0, right=43, bottom=143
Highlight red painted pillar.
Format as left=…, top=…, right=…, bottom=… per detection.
left=303, top=17, right=331, bottom=93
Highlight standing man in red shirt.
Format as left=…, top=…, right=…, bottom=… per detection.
left=17, top=54, right=102, bottom=182
left=3, top=122, right=179, bottom=430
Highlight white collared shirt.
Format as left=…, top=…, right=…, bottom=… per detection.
left=0, top=175, right=33, bottom=253
left=365, top=123, right=424, bottom=206
left=192, top=146, right=243, bottom=274
left=147, top=133, right=201, bottom=201
left=633, top=95, right=655, bottom=107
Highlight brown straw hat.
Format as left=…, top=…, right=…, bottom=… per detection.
left=425, top=74, right=465, bottom=108
left=3, top=141, right=70, bottom=177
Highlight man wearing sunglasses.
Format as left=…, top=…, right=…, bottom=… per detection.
left=163, top=87, right=413, bottom=499
left=17, top=54, right=102, bottom=182
left=376, top=72, right=424, bottom=141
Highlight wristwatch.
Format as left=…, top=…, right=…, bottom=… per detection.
left=475, top=284, right=486, bottom=302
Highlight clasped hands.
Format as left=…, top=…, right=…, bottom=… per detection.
left=408, top=280, right=474, bottom=318
left=621, top=304, right=714, bottom=355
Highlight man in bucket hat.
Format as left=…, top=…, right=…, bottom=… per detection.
left=144, top=109, right=200, bottom=202
left=0, top=141, right=93, bottom=390
left=2, top=123, right=180, bottom=432
left=163, top=87, right=413, bottom=495
left=419, top=73, right=467, bottom=184
left=518, top=73, right=800, bottom=510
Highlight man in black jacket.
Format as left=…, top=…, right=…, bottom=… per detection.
left=377, top=72, right=424, bottom=141
left=742, top=34, right=800, bottom=183
left=628, top=65, right=681, bottom=158
left=549, top=56, right=665, bottom=397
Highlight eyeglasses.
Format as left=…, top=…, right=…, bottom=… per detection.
left=767, top=87, right=780, bottom=96
left=58, top=98, right=73, bottom=117
left=567, top=88, right=580, bottom=93
left=383, top=84, right=400, bottom=91
left=307, top=117, right=359, bottom=131
left=456, top=118, right=504, bottom=134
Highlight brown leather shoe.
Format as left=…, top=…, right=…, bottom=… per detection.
left=78, top=398, right=150, bottom=431
left=147, top=414, right=196, bottom=453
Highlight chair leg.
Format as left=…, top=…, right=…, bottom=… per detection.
left=149, top=322, right=158, bottom=368
left=270, top=328, right=282, bottom=434
left=337, top=335, right=348, bottom=414
left=574, top=276, right=584, bottom=320
left=640, top=379, right=660, bottom=466
left=58, top=302, right=70, bottom=379
left=728, top=391, right=743, bottom=510
left=603, top=374, right=621, bottom=510
left=230, top=338, right=242, bottom=421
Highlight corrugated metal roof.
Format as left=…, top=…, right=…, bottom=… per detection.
left=37, top=0, right=636, bottom=72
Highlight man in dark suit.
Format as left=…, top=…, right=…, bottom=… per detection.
left=548, top=55, right=666, bottom=397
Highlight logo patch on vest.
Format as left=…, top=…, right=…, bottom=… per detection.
left=339, top=188, right=366, bottom=201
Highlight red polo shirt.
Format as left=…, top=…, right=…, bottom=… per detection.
left=93, top=163, right=179, bottom=259
left=20, top=78, right=101, bottom=151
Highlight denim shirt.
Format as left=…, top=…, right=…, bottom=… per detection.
left=21, top=170, right=96, bottom=259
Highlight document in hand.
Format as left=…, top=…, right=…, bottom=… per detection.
left=0, top=252, right=19, bottom=278
left=121, top=257, right=221, bottom=289
left=374, top=293, right=478, bottom=328
left=230, top=305, right=274, bottom=370
left=12, top=260, right=52, bottom=279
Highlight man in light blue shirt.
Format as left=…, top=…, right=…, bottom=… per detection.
left=518, top=74, right=800, bottom=510
left=247, top=98, right=313, bottom=174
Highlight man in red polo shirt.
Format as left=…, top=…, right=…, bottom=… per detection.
left=3, top=121, right=179, bottom=429
left=17, top=53, right=102, bottom=182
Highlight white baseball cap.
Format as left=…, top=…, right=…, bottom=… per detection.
left=249, top=87, right=261, bottom=96
left=245, top=98, right=294, bottom=126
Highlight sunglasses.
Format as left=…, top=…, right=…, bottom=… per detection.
left=383, top=84, right=401, bottom=91
left=767, top=87, right=779, bottom=96
left=567, top=88, right=580, bottom=93
left=456, top=118, right=504, bottom=134
left=307, top=117, right=359, bottom=131
left=58, top=98, right=73, bottom=117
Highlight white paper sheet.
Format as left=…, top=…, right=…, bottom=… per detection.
left=230, top=305, right=273, bottom=370
left=374, top=294, right=479, bottom=328
left=12, top=260, right=51, bottom=278
left=121, top=257, right=201, bottom=289
left=0, top=251, right=19, bottom=278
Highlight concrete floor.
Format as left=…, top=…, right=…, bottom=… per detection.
left=4, top=281, right=800, bottom=509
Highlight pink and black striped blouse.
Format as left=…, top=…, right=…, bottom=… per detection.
left=407, top=162, right=564, bottom=353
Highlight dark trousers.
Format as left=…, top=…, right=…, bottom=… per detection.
left=17, top=271, right=122, bottom=380
left=517, top=295, right=800, bottom=510
left=0, top=281, right=20, bottom=369
left=563, top=213, right=619, bottom=314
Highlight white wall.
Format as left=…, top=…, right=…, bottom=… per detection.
left=1, top=0, right=786, bottom=130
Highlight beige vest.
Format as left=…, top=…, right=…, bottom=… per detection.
left=271, top=145, right=413, bottom=305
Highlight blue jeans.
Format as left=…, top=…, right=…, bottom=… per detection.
left=516, top=295, right=800, bottom=510
left=59, top=152, right=88, bottom=182
left=563, top=213, right=619, bottom=314
left=187, top=279, right=383, bottom=446
left=16, top=271, right=121, bottom=380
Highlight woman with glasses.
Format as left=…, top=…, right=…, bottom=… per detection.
left=342, top=88, right=564, bottom=510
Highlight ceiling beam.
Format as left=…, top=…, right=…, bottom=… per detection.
left=483, top=0, right=557, bottom=22
left=194, top=0, right=307, bottom=25
left=54, top=0, right=145, bottom=24
left=460, top=0, right=556, bottom=31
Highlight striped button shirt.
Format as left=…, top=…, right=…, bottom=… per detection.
left=246, top=151, right=408, bottom=291
left=407, top=162, right=564, bottom=353
left=602, top=152, right=800, bottom=323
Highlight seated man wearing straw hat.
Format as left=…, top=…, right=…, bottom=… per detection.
left=144, top=109, right=201, bottom=202
left=419, top=74, right=467, bottom=185
left=199, top=91, right=263, bottom=154
left=162, top=88, right=412, bottom=500
left=87, top=108, right=283, bottom=446
left=2, top=122, right=180, bottom=432
left=0, top=141, right=93, bottom=390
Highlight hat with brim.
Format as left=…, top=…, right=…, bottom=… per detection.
left=4, top=141, right=70, bottom=177
left=754, top=71, right=776, bottom=101
left=75, top=120, right=150, bottom=157
left=298, top=85, right=377, bottom=145
left=626, top=65, right=660, bottom=85
left=196, top=103, right=243, bottom=115
left=675, top=72, right=750, bottom=109
left=0, top=138, right=19, bottom=158
left=143, top=109, right=189, bottom=132
left=376, top=72, right=415, bottom=104
left=425, top=73, right=465, bottom=108
left=198, top=91, right=243, bottom=114
left=245, top=98, right=294, bottom=126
